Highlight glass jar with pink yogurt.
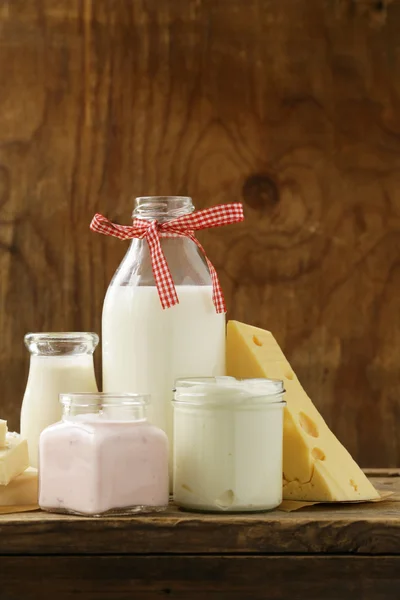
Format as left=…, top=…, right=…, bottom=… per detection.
left=39, top=393, right=169, bottom=516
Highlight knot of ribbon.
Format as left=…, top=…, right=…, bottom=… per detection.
left=90, top=203, right=244, bottom=313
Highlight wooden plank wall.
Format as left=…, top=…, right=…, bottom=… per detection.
left=0, top=0, right=399, bottom=467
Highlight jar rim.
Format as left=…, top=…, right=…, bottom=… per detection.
left=25, top=332, right=99, bottom=344
left=24, top=332, right=100, bottom=356
left=173, top=376, right=286, bottom=406
left=60, top=392, right=150, bottom=407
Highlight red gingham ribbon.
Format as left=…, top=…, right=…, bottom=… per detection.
left=90, top=203, right=244, bottom=312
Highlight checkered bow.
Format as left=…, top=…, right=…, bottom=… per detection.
left=90, top=203, right=244, bottom=313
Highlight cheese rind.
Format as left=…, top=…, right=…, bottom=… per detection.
left=0, top=433, right=30, bottom=485
left=0, top=420, right=7, bottom=447
left=226, top=320, right=379, bottom=502
left=0, top=467, right=38, bottom=506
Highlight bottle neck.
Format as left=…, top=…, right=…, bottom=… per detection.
left=109, top=196, right=211, bottom=287
left=117, top=236, right=211, bottom=287
left=133, top=196, right=194, bottom=222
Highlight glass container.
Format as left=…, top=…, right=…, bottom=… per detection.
left=172, top=376, right=286, bottom=512
left=102, top=196, right=226, bottom=483
left=39, top=393, right=169, bottom=516
left=21, top=332, right=99, bottom=468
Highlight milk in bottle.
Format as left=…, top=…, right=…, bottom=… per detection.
left=101, top=197, right=226, bottom=475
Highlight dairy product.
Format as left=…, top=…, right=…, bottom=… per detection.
left=0, top=467, right=38, bottom=506
left=226, top=321, right=379, bottom=502
left=173, top=377, right=285, bottom=512
left=0, top=433, right=29, bottom=485
left=21, top=355, right=98, bottom=468
left=102, top=286, right=226, bottom=466
left=0, top=420, right=7, bottom=447
left=39, top=415, right=169, bottom=516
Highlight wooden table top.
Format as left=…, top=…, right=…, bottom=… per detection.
left=1, top=470, right=399, bottom=600
left=0, top=469, right=399, bottom=556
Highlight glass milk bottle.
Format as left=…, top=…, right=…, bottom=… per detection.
left=102, top=196, right=226, bottom=474
left=21, top=332, right=99, bottom=467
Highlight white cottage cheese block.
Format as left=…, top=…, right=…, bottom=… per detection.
left=0, top=467, right=38, bottom=506
left=0, top=433, right=29, bottom=485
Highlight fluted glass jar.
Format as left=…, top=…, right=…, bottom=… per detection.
left=102, top=197, right=226, bottom=482
left=39, top=393, right=169, bottom=516
left=21, top=332, right=99, bottom=467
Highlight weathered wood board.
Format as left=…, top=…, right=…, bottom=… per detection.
left=0, top=472, right=399, bottom=599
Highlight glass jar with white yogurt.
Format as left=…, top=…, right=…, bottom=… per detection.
left=21, top=332, right=99, bottom=468
left=39, top=393, right=169, bottom=516
left=172, top=376, right=286, bottom=512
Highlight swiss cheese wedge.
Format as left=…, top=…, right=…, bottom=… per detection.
left=226, top=320, right=379, bottom=502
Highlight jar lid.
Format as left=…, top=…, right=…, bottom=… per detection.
left=173, top=376, right=285, bottom=407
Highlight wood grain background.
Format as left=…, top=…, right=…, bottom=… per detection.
left=0, top=0, right=399, bottom=467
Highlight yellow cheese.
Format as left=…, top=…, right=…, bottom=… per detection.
left=0, top=433, right=29, bottom=485
left=0, top=467, right=38, bottom=506
left=0, top=420, right=7, bottom=447
left=226, top=321, right=379, bottom=502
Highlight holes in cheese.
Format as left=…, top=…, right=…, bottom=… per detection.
left=299, top=412, right=319, bottom=438
left=311, top=447, right=326, bottom=461
left=226, top=320, right=380, bottom=502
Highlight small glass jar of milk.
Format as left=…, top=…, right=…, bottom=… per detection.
left=21, top=332, right=99, bottom=468
left=102, top=196, right=226, bottom=478
left=39, top=393, right=169, bottom=516
left=172, top=376, right=286, bottom=512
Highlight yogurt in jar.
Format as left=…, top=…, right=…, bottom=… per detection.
left=39, top=393, right=169, bottom=516
left=172, top=377, right=285, bottom=512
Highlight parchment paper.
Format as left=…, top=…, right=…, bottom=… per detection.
left=278, top=490, right=394, bottom=512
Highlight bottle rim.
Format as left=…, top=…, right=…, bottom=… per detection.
left=133, top=196, right=194, bottom=220
left=135, top=196, right=192, bottom=202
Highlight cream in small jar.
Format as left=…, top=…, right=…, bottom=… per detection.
left=39, top=393, right=169, bottom=516
left=172, top=376, right=285, bottom=512
left=21, top=333, right=99, bottom=468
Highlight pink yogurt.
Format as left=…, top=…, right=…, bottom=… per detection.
left=39, top=395, right=169, bottom=516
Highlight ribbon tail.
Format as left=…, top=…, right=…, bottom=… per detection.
left=145, top=225, right=179, bottom=309
left=186, top=234, right=226, bottom=314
